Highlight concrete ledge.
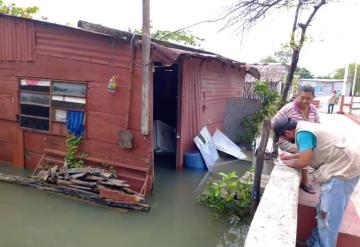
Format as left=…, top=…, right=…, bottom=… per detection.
left=342, top=112, right=360, bottom=126
left=245, top=165, right=301, bottom=247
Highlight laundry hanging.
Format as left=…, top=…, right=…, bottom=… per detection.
left=66, top=110, right=85, bottom=136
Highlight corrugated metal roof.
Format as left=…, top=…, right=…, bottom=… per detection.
left=76, top=20, right=260, bottom=76
left=0, top=15, right=260, bottom=77
left=0, top=16, right=35, bottom=61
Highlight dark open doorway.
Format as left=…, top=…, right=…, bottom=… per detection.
left=153, top=63, right=179, bottom=168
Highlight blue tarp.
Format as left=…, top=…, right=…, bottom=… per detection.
left=66, top=111, right=85, bottom=136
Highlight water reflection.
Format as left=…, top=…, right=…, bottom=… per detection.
left=216, top=224, right=250, bottom=247
left=0, top=158, right=251, bottom=247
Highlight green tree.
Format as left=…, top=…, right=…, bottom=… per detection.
left=333, top=64, right=360, bottom=95
left=130, top=28, right=204, bottom=48
left=260, top=45, right=313, bottom=79
left=260, top=56, right=278, bottom=63
left=0, top=0, right=39, bottom=18
left=333, top=67, right=345, bottom=80
left=296, top=67, right=313, bottom=79
left=152, top=30, right=204, bottom=47
left=274, top=43, right=292, bottom=65
left=223, top=0, right=329, bottom=103
left=332, top=64, right=360, bottom=80
left=316, top=75, right=331, bottom=79
left=260, top=43, right=292, bottom=65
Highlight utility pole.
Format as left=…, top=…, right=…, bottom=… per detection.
left=339, top=64, right=349, bottom=113
left=342, top=64, right=349, bottom=96
left=141, top=0, right=151, bottom=135
left=352, top=63, right=358, bottom=96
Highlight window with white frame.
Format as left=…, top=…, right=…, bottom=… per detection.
left=19, top=79, right=86, bottom=132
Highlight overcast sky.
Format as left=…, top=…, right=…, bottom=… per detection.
left=11, top=0, right=360, bottom=76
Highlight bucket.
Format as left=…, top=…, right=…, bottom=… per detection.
left=184, top=152, right=207, bottom=170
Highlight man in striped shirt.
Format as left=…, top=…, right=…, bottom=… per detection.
left=272, top=85, right=320, bottom=194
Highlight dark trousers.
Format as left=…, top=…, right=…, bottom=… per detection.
left=328, top=104, right=334, bottom=114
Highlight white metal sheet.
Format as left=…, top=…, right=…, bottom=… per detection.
left=212, top=129, right=248, bottom=160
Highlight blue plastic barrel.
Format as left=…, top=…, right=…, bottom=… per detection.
left=184, top=152, right=207, bottom=170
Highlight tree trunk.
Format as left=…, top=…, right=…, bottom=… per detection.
left=281, top=48, right=300, bottom=103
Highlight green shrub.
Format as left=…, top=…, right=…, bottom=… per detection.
left=197, top=170, right=253, bottom=223
left=65, top=134, right=86, bottom=168
left=238, top=80, right=281, bottom=148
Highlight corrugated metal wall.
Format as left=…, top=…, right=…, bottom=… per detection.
left=0, top=16, right=248, bottom=190
left=0, top=16, right=152, bottom=193
left=178, top=59, right=246, bottom=168
left=201, top=60, right=245, bottom=132
left=0, top=61, right=23, bottom=166
left=177, top=59, right=202, bottom=168
left=0, top=16, right=35, bottom=61
left=35, top=23, right=132, bottom=68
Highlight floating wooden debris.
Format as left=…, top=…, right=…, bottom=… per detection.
left=0, top=164, right=150, bottom=212
left=98, top=179, right=129, bottom=189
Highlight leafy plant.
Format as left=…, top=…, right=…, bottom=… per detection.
left=238, top=80, right=281, bottom=148
left=64, top=134, right=86, bottom=168
left=129, top=28, right=204, bottom=47
left=197, top=170, right=253, bottom=223
left=0, top=0, right=39, bottom=18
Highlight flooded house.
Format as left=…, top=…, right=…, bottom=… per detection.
left=0, top=14, right=260, bottom=194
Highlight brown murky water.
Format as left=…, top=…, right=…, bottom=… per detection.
left=0, top=158, right=251, bottom=247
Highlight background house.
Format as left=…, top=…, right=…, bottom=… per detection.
left=298, top=78, right=344, bottom=96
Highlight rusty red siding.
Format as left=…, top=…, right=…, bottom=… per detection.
left=177, top=59, right=202, bottom=168
left=0, top=16, right=35, bottom=61
left=0, top=15, right=153, bottom=193
left=201, top=60, right=246, bottom=132
left=0, top=15, right=249, bottom=193
left=35, top=23, right=132, bottom=67
left=177, top=59, right=246, bottom=168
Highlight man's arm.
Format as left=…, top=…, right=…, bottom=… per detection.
left=314, top=110, right=320, bottom=123
left=279, top=151, right=300, bottom=160
left=280, top=131, right=316, bottom=168
left=278, top=141, right=298, bottom=153
left=282, top=149, right=313, bottom=168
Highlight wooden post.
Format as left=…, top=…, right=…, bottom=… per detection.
left=141, top=0, right=151, bottom=135
left=13, top=128, right=24, bottom=167
left=251, top=119, right=271, bottom=214
left=338, top=95, right=345, bottom=114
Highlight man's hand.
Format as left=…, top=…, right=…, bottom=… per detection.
left=280, top=149, right=313, bottom=168
left=279, top=151, right=298, bottom=160
left=282, top=159, right=296, bottom=167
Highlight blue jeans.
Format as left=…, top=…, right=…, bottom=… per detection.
left=307, top=176, right=359, bottom=247
left=328, top=104, right=334, bottom=114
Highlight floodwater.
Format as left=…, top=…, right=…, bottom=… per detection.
left=0, top=157, right=251, bottom=247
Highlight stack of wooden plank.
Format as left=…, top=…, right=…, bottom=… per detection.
left=30, top=165, right=150, bottom=211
